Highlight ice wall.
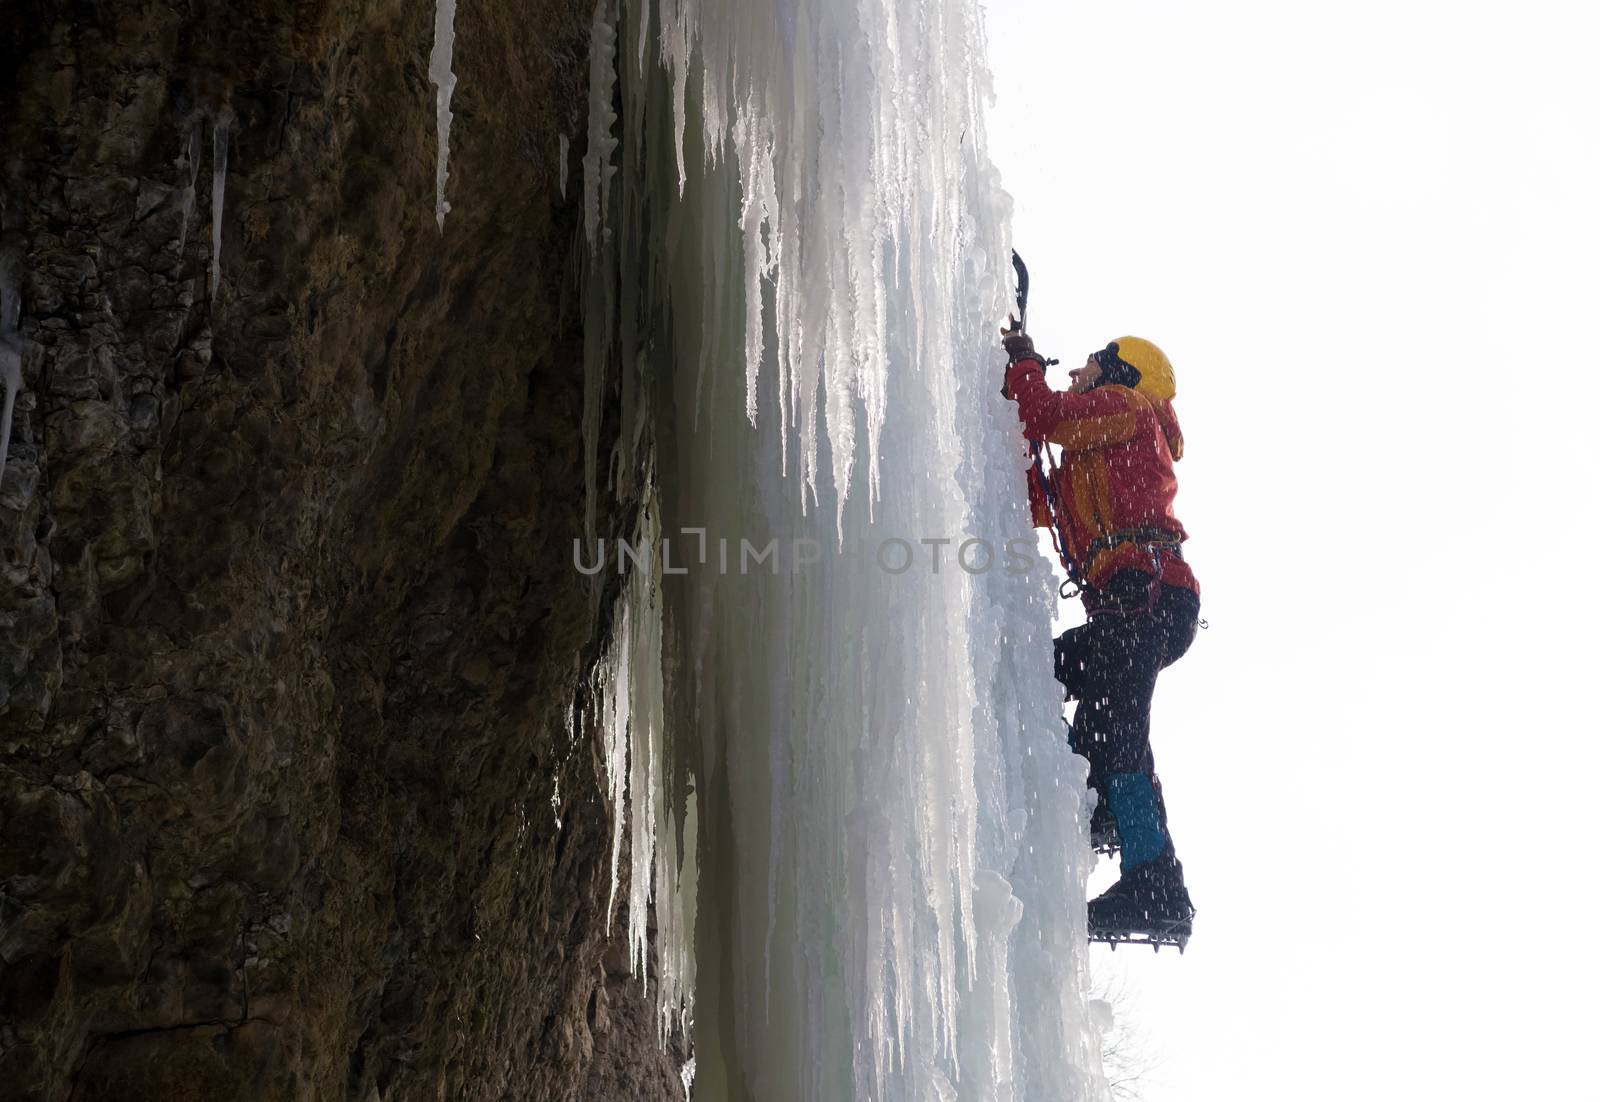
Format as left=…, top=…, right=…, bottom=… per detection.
left=579, top=0, right=1113, bottom=1097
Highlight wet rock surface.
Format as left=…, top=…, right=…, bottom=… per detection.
left=0, top=2, right=683, bottom=1098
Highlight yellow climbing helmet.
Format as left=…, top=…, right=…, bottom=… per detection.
left=1097, top=337, right=1176, bottom=401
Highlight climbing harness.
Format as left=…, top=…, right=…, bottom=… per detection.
left=1082, top=526, right=1185, bottom=568
left=1075, top=529, right=1189, bottom=617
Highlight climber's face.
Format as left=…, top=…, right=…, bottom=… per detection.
left=1068, top=357, right=1102, bottom=395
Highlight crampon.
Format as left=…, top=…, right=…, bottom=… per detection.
left=1086, top=849, right=1194, bottom=953
left=1088, top=915, right=1192, bottom=954
left=1089, top=797, right=1121, bottom=858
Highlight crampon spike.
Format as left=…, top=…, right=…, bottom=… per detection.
left=1087, top=921, right=1192, bottom=955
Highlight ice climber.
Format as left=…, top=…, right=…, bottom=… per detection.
left=1001, top=326, right=1200, bottom=950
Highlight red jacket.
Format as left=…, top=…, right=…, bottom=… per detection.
left=1006, top=356, right=1199, bottom=595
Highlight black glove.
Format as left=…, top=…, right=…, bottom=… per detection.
left=999, top=315, right=1033, bottom=397
left=1002, top=331, right=1035, bottom=361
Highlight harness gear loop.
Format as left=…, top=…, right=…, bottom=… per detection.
left=1081, top=526, right=1185, bottom=567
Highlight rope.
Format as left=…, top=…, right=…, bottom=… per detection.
left=1028, top=438, right=1085, bottom=597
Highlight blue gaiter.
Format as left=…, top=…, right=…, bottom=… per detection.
left=1107, top=772, right=1167, bottom=870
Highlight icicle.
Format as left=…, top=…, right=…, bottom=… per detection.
left=178, top=120, right=201, bottom=256
left=429, top=0, right=459, bottom=231
left=582, top=0, right=620, bottom=249
left=733, top=111, right=775, bottom=426
left=210, top=112, right=230, bottom=297
left=599, top=590, right=632, bottom=933
left=0, top=358, right=17, bottom=491
left=0, top=241, right=22, bottom=489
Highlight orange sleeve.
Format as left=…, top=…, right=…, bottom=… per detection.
left=1007, top=359, right=1141, bottom=452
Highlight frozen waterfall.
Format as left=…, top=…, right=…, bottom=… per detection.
left=578, top=0, right=1113, bottom=1097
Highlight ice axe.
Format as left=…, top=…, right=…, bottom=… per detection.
left=1005, top=250, right=1055, bottom=362
left=1011, top=249, right=1030, bottom=333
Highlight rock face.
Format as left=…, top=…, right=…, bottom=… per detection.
left=0, top=2, right=682, bottom=1098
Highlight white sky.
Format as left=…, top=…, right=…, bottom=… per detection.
left=981, top=2, right=1600, bottom=1099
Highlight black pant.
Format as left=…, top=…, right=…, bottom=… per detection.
left=1056, top=571, right=1200, bottom=789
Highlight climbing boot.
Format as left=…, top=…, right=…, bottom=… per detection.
left=1087, top=849, right=1195, bottom=952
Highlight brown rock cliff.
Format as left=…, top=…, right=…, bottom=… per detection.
left=0, top=1, right=682, bottom=1098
